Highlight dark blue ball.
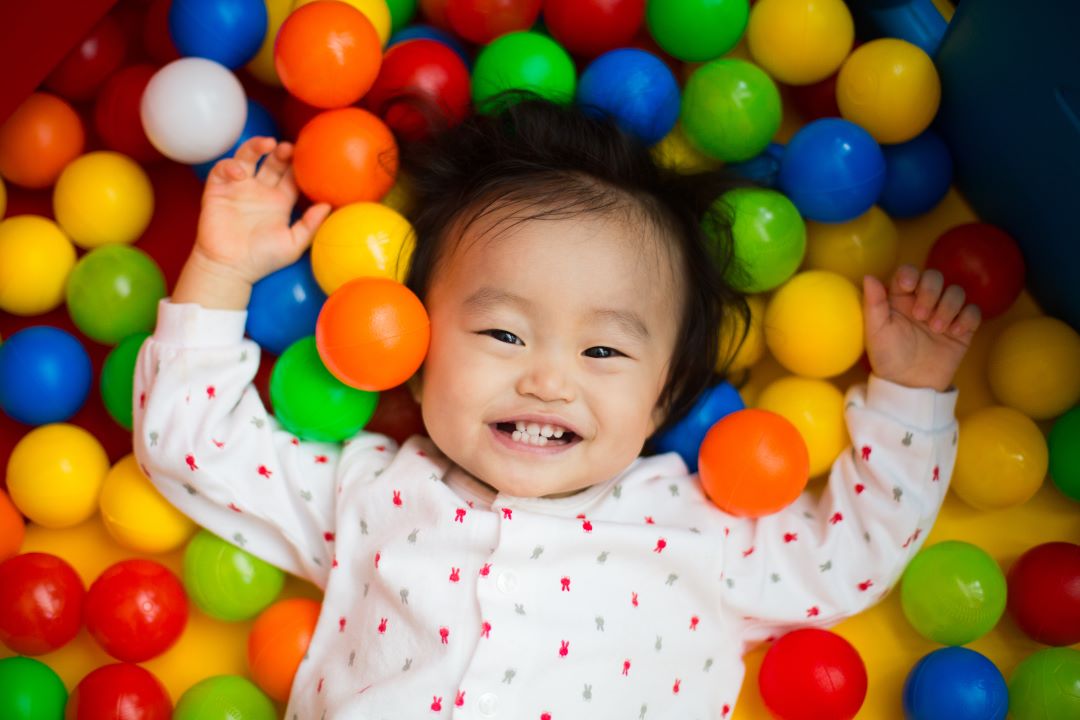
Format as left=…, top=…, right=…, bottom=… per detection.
left=193, top=99, right=279, bottom=181
left=879, top=129, right=954, bottom=218
left=727, top=142, right=785, bottom=189
left=169, top=0, right=268, bottom=69
left=246, top=253, right=328, bottom=356
left=0, top=326, right=92, bottom=425
left=651, top=382, right=744, bottom=473
left=577, top=48, right=680, bottom=145
left=902, top=647, right=1008, bottom=720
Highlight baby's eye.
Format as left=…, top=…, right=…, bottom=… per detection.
left=481, top=329, right=524, bottom=346
left=583, top=346, right=624, bottom=359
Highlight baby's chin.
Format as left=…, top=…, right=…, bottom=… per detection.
left=453, top=453, right=595, bottom=499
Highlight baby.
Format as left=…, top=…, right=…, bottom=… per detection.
left=133, top=100, right=980, bottom=719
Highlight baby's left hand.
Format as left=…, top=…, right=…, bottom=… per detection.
left=863, top=265, right=982, bottom=392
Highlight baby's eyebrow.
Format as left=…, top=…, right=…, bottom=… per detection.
left=464, top=286, right=650, bottom=342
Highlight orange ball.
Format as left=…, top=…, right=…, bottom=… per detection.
left=274, top=0, right=383, bottom=109
left=0, top=93, right=85, bottom=188
left=247, top=597, right=321, bottom=703
left=698, top=408, right=809, bottom=517
left=316, top=277, right=430, bottom=391
left=0, top=488, right=25, bottom=561
left=293, top=108, right=398, bottom=207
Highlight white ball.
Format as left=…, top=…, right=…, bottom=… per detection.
left=140, top=58, right=248, bottom=164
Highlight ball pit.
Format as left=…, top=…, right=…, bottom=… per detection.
left=99, top=454, right=197, bottom=554
left=53, top=151, right=155, bottom=249
left=746, top=0, right=854, bottom=86
left=878, top=129, right=954, bottom=219
left=717, top=186, right=806, bottom=293
left=0, top=552, right=84, bottom=655
left=1006, top=541, right=1080, bottom=647
left=182, top=530, right=286, bottom=622
left=247, top=597, right=321, bottom=702
left=1048, top=405, right=1080, bottom=501
left=0, top=656, right=67, bottom=720
left=756, top=376, right=846, bottom=478
left=651, top=381, right=744, bottom=473
left=0, top=215, right=76, bottom=316
left=925, top=222, right=1025, bottom=319
left=952, top=406, right=1048, bottom=511
left=244, top=0, right=292, bottom=86
left=902, top=647, right=1008, bottom=720
left=246, top=253, right=327, bottom=356
left=577, top=48, right=680, bottom=145
left=0, top=93, right=85, bottom=189
left=446, top=0, right=540, bottom=45
left=65, top=663, right=173, bottom=720
left=0, top=328, right=92, bottom=425
left=65, top=244, right=167, bottom=345
left=293, top=108, right=398, bottom=207
left=100, top=332, right=151, bottom=430
left=681, top=58, right=781, bottom=163
left=168, top=0, right=269, bottom=70
left=472, top=31, right=577, bottom=112
left=44, top=14, right=128, bottom=102
left=758, top=628, right=867, bottom=720
left=94, top=64, right=166, bottom=164
left=646, top=0, right=749, bottom=62
left=294, top=0, right=394, bottom=46
left=311, top=202, right=415, bottom=293
left=1008, top=647, right=1080, bottom=720
left=544, top=0, right=644, bottom=59
left=986, top=316, right=1080, bottom=420
left=173, top=674, right=277, bottom=720
left=804, top=205, right=898, bottom=284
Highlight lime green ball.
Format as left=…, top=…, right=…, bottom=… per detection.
left=65, top=245, right=166, bottom=345
left=0, top=656, right=67, bottom=720
left=901, top=540, right=1007, bottom=645
left=681, top=58, right=781, bottom=162
left=646, top=0, right=750, bottom=62
left=714, top=187, right=806, bottom=293
left=174, top=675, right=276, bottom=720
left=270, top=336, right=379, bottom=442
left=1049, top=405, right=1080, bottom=502
left=472, top=31, right=576, bottom=113
left=100, top=331, right=150, bottom=430
left=1009, top=647, right=1080, bottom=720
left=385, top=0, right=417, bottom=33
left=182, top=529, right=286, bottom=622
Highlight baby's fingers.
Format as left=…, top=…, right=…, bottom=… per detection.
left=255, top=141, right=293, bottom=186
left=232, top=136, right=277, bottom=178
left=928, top=284, right=966, bottom=333
left=947, top=303, right=982, bottom=343
left=290, top=203, right=332, bottom=250
left=911, top=269, right=944, bottom=321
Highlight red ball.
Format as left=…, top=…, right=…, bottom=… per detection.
left=0, top=552, right=85, bottom=655
left=44, top=14, right=128, bottom=101
left=925, top=222, right=1025, bottom=319
left=785, top=72, right=842, bottom=122
left=84, top=558, right=188, bottom=662
left=759, top=628, right=868, bottom=720
left=445, top=0, right=541, bottom=45
left=363, top=39, right=472, bottom=141
left=544, top=0, right=645, bottom=58
left=143, top=0, right=180, bottom=64
left=365, top=384, right=426, bottom=445
left=1006, top=541, right=1080, bottom=646
left=94, top=64, right=165, bottom=164
left=65, top=663, right=172, bottom=720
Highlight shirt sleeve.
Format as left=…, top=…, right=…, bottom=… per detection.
left=717, top=375, right=958, bottom=648
left=131, top=300, right=398, bottom=589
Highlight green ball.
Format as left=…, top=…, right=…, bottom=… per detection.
left=270, top=336, right=379, bottom=443
left=472, top=31, right=576, bottom=113
left=182, top=529, right=285, bottom=622
left=646, top=0, right=749, bottom=62
left=100, top=331, right=150, bottom=430
left=385, top=0, right=417, bottom=33
left=65, top=245, right=166, bottom=345
left=1049, top=405, right=1080, bottom=502
left=174, top=675, right=276, bottom=720
left=900, top=540, right=1007, bottom=645
left=714, top=187, right=806, bottom=293
left=1009, top=647, right=1080, bottom=720
left=681, top=58, right=781, bottom=163
left=0, top=656, right=67, bottom=720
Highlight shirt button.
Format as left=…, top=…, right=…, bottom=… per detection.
left=478, top=692, right=499, bottom=717
left=496, top=571, right=518, bottom=593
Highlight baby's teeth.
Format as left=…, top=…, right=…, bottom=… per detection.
left=515, top=421, right=526, bottom=432
left=512, top=430, right=523, bottom=441
left=541, top=424, right=553, bottom=437
left=526, top=422, right=540, bottom=436
left=553, top=429, right=564, bottom=438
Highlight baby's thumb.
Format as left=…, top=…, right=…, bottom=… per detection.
left=862, top=275, right=890, bottom=335
left=290, top=203, right=332, bottom=250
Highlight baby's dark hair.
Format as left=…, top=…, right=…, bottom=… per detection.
left=398, top=97, right=750, bottom=440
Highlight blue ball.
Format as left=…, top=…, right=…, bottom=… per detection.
left=193, top=99, right=280, bottom=180
left=388, top=25, right=471, bottom=67
left=577, top=49, right=680, bottom=145
left=726, top=142, right=785, bottom=189
left=903, top=647, right=1008, bottom=720
left=878, top=129, right=954, bottom=218
left=651, top=382, right=744, bottom=473
left=246, top=253, right=328, bottom=356
left=0, top=327, right=92, bottom=425
left=169, top=0, right=269, bottom=69
left=778, top=118, right=886, bottom=222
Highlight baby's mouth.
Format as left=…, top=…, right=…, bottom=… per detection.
left=492, top=421, right=578, bottom=447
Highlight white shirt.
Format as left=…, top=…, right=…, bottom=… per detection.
left=133, top=300, right=959, bottom=720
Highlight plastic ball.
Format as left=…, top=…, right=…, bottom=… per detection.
left=244, top=0, right=292, bottom=85
left=295, top=0, right=393, bottom=45
left=681, top=59, right=782, bottom=163
left=878, top=129, right=953, bottom=218
left=275, top=1, right=382, bottom=109
left=192, top=98, right=280, bottom=181
left=293, top=108, right=398, bottom=206
left=65, top=663, right=173, bottom=720
left=1049, top=405, right=1080, bottom=501
left=365, top=384, right=425, bottom=444
left=837, top=38, right=940, bottom=144
left=99, top=454, right=198, bottom=554
left=144, top=0, right=183, bottom=64
left=311, top=202, right=415, bottom=293
left=386, top=0, right=418, bottom=32
left=987, top=316, right=1080, bottom=420
left=746, top=0, right=853, bottom=85
left=387, top=23, right=470, bottom=65
left=804, top=205, right=897, bottom=284
left=0, top=328, right=91, bottom=425
left=544, top=0, right=645, bottom=59
left=0, top=656, right=67, bottom=720
left=786, top=71, right=841, bottom=121
left=952, top=406, right=1047, bottom=510
left=183, top=529, right=286, bottom=621
left=247, top=253, right=327, bottom=356
left=472, top=31, right=577, bottom=113
left=651, top=381, right=744, bottom=473
left=717, top=187, right=805, bottom=293
left=577, top=48, right=680, bottom=145
left=652, top=124, right=722, bottom=174
left=53, top=151, right=154, bottom=249
left=94, top=64, right=166, bottom=164
left=100, top=332, right=150, bottom=430
left=141, top=57, right=248, bottom=164
left=757, top=376, right=846, bottom=478
left=1006, top=541, right=1080, bottom=646
left=778, top=118, right=886, bottom=222
left=43, top=14, right=128, bottom=101
left=0, top=176, right=5, bottom=216
left=925, top=222, right=1024, bottom=320
left=6, top=424, right=109, bottom=527
left=764, top=270, right=864, bottom=378
left=0, top=489, right=24, bottom=562
left=718, top=294, right=765, bottom=373
left=173, top=675, right=277, bottom=720
left=316, top=277, right=431, bottom=391
left=1008, top=647, right=1080, bottom=720
left=66, top=245, right=167, bottom=345
left=446, top=0, right=540, bottom=44
left=724, top=141, right=784, bottom=188
left=901, top=540, right=1007, bottom=645
left=698, top=408, right=809, bottom=517
left=85, top=559, right=188, bottom=662
left=0, top=93, right=85, bottom=189
left=645, top=0, right=749, bottom=62
left=902, top=647, right=1008, bottom=720
left=247, top=597, right=321, bottom=702
left=0, top=552, right=84, bottom=655
left=758, top=628, right=867, bottom=720
left=0, top=215, right=77, bottom=316
left=169, top=0, right=269, bottom=69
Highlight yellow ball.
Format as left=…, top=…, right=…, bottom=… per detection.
left=804, top=205, right=898, bottom=284
left=747, top=0, right=854, bottom=85
left=756, top=375, right=847, bottom=477
left=293, top=0, right=391, bottom=45
left=719, top=294, right=766, bottom=373
left=0, top=176, right=6, bottom=217
left=246, top=0, right=294, bottom=86
left=0, top=215, right=77, bottom=315
left=652, top=124, right=722, bottom=174
left=311, top=202, right=415, bottom=293
left=987, top=316, right=1080, bottom=421
left=952, top=406, right=1048, bottom=510
left=99, top=454, right=197, bottom=554
left=53, top=151, right=154, bottom=248
left=837, top=38, right=941, bottom=144
left=765, top=270, right=864, bottom=378
left=6, top=424, right=110, bottom=529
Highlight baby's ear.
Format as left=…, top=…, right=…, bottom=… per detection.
left=406, top=372, right=424, bottom=405
left=646, top=402, right=667, bottom=437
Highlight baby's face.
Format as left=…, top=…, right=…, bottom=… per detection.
left=414, top=206, right=682, bottom=498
